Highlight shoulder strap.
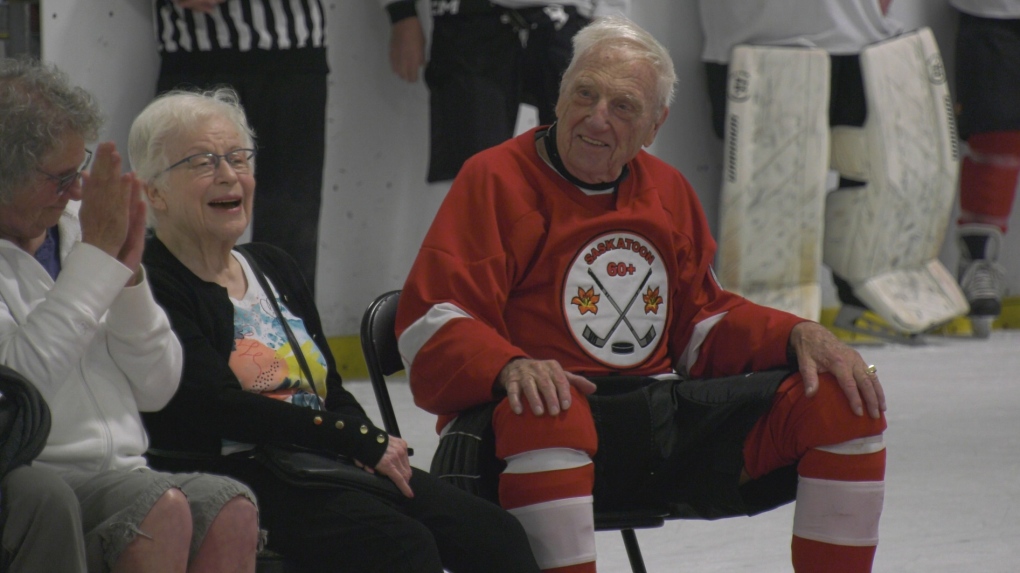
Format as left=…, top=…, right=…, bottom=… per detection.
left=237, top=249, right=321, bottom=401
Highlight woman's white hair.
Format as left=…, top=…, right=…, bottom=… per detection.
left=128, top=87, right=255, bottom=187
left=560, top=16, right=677, bottom=111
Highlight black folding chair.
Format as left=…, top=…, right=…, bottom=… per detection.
left=360, top=290, right=675, bottom=573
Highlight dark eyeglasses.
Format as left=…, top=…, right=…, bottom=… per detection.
left=36, top=148, right=93, bottom=196
left=162, top=149, right=257, bottom=176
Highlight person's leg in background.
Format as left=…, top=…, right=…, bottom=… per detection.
left=0, top=465, right=86, bottom=573
left=953, top=13, right=1020, bottom=334
left=824, top=55, right=872, bottom=312
left=520, top=5, right=591, bottom=126
left=424, top=8, right=522, bottom=183
left=704, top=61, right=729, bottom=140
left=955, top=131, right=1017, bottom=327
left=241, top=71, right=327, bottom=295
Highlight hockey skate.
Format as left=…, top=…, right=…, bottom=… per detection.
left=958, top=224, right=1006, bottom=338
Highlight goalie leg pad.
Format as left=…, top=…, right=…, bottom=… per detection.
left=823, top=28, right=967, bottom=333
left=717, top=45, right=831, bottom=320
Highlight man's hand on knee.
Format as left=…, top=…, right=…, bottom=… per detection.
left=496, top=358, right=597, bottom=416
left=788, top=322, right=887, bottom=419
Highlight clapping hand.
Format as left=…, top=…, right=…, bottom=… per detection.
left=78, top=142, right=147, bottom=285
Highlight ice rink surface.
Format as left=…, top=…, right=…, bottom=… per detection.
left=346, top=329, right=1020, bottom=572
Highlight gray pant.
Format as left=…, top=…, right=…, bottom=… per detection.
left=58, top=467, right=256, bottom=572
left=0, top=465, right=86, bottom=573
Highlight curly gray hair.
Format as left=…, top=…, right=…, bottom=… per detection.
left=0, top=57, right=102, bottom=203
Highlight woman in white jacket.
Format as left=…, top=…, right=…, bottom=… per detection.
left=0, top=57, right=260, bottom=573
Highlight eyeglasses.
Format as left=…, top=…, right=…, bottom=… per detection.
left=163, top=149, right=257, bottom=177
left=36, top=148, right=93, bottom=196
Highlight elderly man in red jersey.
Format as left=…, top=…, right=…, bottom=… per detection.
left=397, top=16, right=887, bottom=573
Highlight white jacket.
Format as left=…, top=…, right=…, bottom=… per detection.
left=0, top=202, right=182, bottom=473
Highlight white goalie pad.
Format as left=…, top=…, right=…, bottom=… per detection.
left=718, top=45, right=830, bottom=320
left=823, top=28, right=967, bottom=333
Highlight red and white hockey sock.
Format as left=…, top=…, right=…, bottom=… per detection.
left=494, top=388, right=599, bottom=572
left=959, top=130, right=1020, bottom=232
left=745, top=375, right=887, bottom=573
left=501, top=463, right=596, bottom=573
left=792, top=439, right=886, bottom=573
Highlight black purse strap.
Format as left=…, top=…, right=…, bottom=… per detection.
left=237, top=250, right=406, bottom=456
left=238, top=250, right=321, bottom=401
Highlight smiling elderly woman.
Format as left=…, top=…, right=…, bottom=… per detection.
left=131, top=88, right=540, bottom=573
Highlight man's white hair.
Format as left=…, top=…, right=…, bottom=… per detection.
left=560, top=16, right=677, bottom=111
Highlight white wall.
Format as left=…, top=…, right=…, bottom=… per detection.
left=41, top=0, right=1020, bottom=337
left=39, top=1, right=159, bottom=162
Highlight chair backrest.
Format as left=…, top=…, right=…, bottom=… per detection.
left=359, top=290, right=404, bottom=438
left=358, top=289, right=672, bottom=572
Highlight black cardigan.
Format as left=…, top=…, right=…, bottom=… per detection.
left=141, top=236, right=389, bottom=467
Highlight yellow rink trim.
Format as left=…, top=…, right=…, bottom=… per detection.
left=329, top=296, right=1020, bottom=375
left=328, top=337, right=370, bottom=381
left=819, top=295, right=1020, bottom=341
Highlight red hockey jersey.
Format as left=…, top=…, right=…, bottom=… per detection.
left=396, top=128, right=804, bottom=423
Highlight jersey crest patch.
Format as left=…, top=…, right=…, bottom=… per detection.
left=563, top=231, right=668, bottom=367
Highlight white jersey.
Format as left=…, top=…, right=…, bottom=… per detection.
left=379, top=0, right=629, bottom=19
left=699, top=0, right=903, bottom=63
left=950, top=0, right=1020, bottom=18
left=494, top=0, right=629, bottom=18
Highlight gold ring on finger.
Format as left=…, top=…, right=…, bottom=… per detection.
left=865, top=364, right=877, bottom=375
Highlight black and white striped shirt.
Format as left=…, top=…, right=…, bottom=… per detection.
left=155, top=0, right=326, bottom=54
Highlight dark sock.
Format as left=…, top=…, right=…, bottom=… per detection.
left=961, top=234, right=990, bottom=260
left=832, top=274, right=867, bottom=308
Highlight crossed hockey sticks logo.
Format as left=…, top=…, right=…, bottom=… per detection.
left=581, top=268, right=656, bottom=349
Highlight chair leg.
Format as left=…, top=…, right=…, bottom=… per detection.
left=620, top=529, right=648, bottom=573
